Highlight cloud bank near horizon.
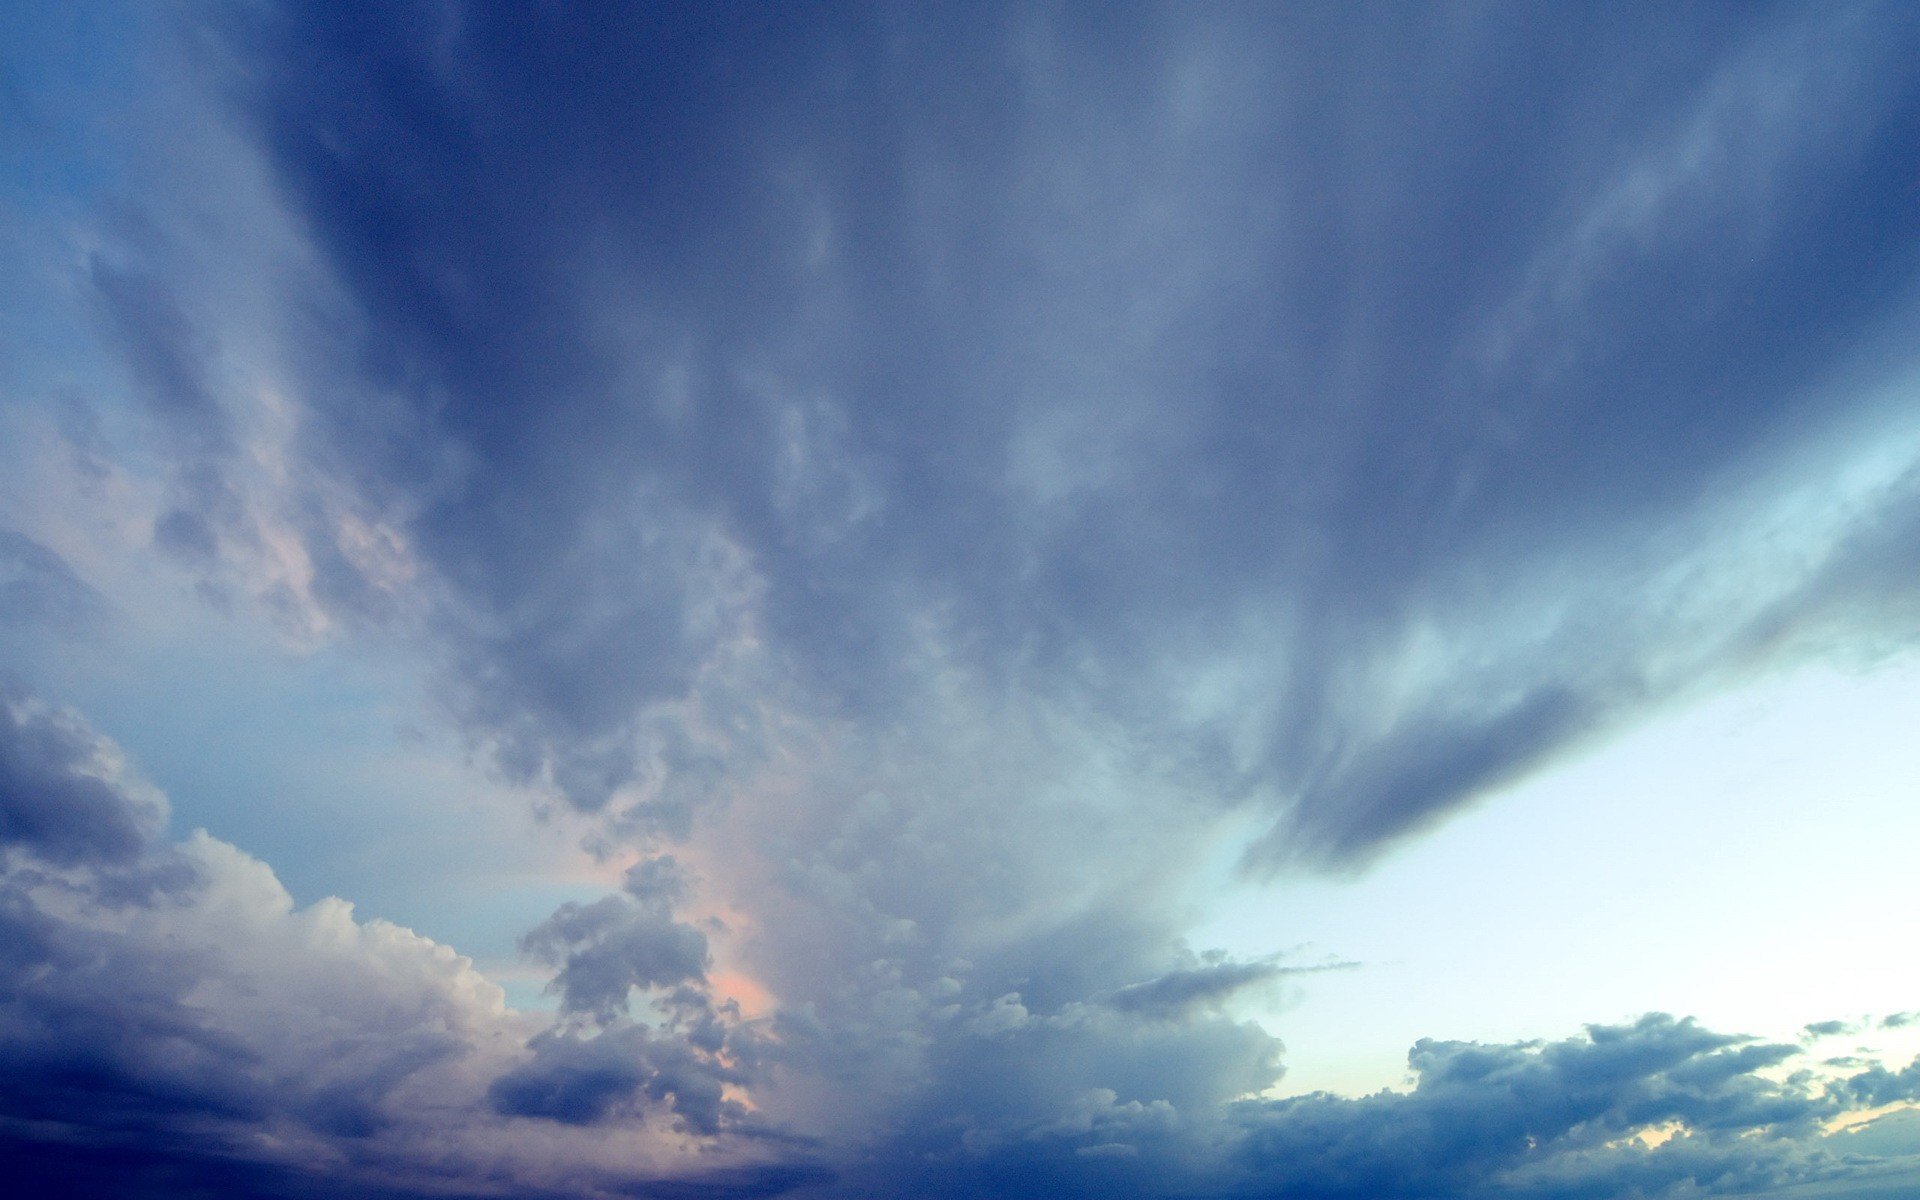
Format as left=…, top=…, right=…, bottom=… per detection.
left=2, top=687, right=1916, bottom=1198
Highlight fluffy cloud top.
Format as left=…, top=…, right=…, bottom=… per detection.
left=0, top=691, right=794, bottom=1197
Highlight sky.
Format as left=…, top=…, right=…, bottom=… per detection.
left=2, top=3, right=1919, bottom=1197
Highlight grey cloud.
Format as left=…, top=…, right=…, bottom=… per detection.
left=1, top=689, right=167, bottom=866
left=1260, top=683, right=1606, bottom=868
left=17, top=4, right=1920, bottom=1197
left=1, top=698, right=1915, bottom=1199
left=165, top=0, right=1920, bottom=891
left=1839, top=1055, right=1920, bottom=1110
left=623, top=853, right=692, bottom=908
left=1103, top=952, right=1347, bottom=1017
left=503, top=852, right=761, bottom=1139
left=490, top=1022, right=745, bottom=1135
left=0, top=688, right=786, bottom=1196
left=815, top=1010, right=1920, bottom=1200
left=86, top=254, right=229, bottom=448
left=152, top=504, right=221, bottom=564
left=1223, top=1014, right=1888, bottom=1200
left=85, top=252, right=247, bottom=572
left=522, top=893, right=711, bottom=1022
left=488, top=1025, right=653, bottom=1126
left=54, top=392, right=114, bottom=484
left=0, top=531, right=107, bottom=633
left=0, top=697, right=460, bottom=1147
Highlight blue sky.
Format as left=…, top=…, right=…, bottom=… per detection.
left=3, top=3, right=1919, bottom=1197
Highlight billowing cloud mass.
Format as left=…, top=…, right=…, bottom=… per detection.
left=0, top=690, right=809, bottom=1198
left=2, top=1, right=1919, bottom=1197
left=3, top=686, right=1917, bottom=1199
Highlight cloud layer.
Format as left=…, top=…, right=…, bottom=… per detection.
left=3, top=1, right=1919, bottom=1196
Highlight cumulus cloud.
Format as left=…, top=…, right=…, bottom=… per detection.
left=0, top=689, right=789, bottom=1196
left=495, top=855, right=762, bottom=1138
left=521, top=893, right=710, bottom=1022
left=2, top=694, right=1917, bottom=1199
left=1226, top=1015, right=1920, bottom=1200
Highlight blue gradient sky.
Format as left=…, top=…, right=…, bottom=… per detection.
left=3, top=4, right=1919, bottom=1198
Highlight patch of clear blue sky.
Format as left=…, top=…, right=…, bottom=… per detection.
left=1, top=0, right=588, bottom=997
left=0, top=583, right=586, bottom=970
left=1, top=6, right=135, bottom=398
left=1198, top=648, right=1920, bottom=1096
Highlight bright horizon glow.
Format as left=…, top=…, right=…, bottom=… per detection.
left=1205, top=648, right=1920, bottom=1097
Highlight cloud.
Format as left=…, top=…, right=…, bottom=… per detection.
left=85, top=255, right=229, bottom=449
left=1, top=688, right=166, bottom=865
left=0, top=688, right=793, bottom=1196
left=521, top=893, right=710, bottom=1021
left=1839, top=1057, right=1920, bottom=1110
left=1103, top=951, right=1351, bottom=1018
left=2, top=693, right=1917, bottom=1199
left=152, top=0, right=1920, bottom=880
left=489, top=1020, right=747, bottom=1135
left=0, top=530, right=107, bottom=633
left=500, top=871, right=760, bottom=1137
left=1226, top=1014, right=1918, bottom=1200
left=9, top=3, right=1920, bottom=1197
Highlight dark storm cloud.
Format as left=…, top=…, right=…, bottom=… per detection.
left=1, top=689, right=166, bottom=865
left=0, top=694, right=394, bottom=1156
left=0, top=1136, right=506, bottom=1200
left=180, top=0, right=1920, bottom=865
left=19, top=2, right=1920, bottom=1197
left=489, top=1021, right=746, bottom=1135
left=167, top=3, right=1920, bottom=1194
left=0, top=699, right=295, bottom=1161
